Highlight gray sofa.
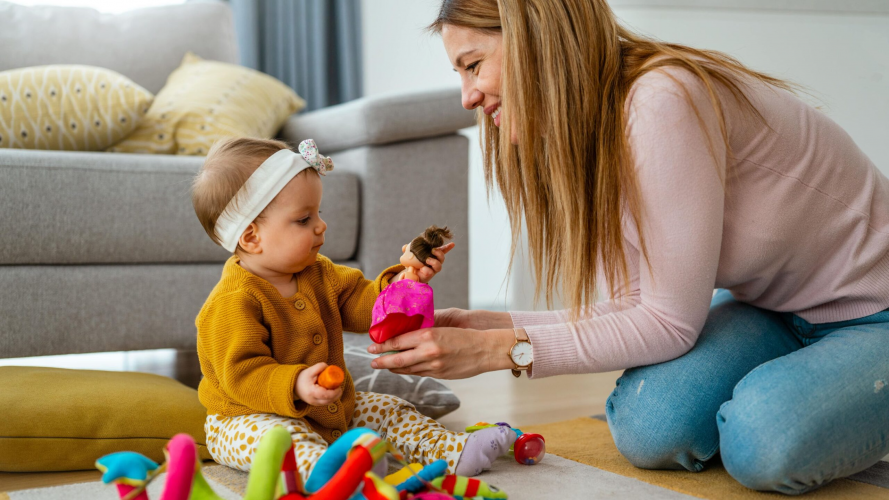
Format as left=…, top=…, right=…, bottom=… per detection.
left=0, top=0, right=474, bottom=361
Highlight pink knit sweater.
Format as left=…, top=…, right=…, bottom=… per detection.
left=511, top=67, right=889, bottom=378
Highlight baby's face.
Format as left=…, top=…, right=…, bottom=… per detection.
left=254, top=170, right=326, bottom=273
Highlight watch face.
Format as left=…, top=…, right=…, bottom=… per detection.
left=510, top=341, right=533, bottom=366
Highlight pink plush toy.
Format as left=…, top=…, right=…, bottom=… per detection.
left=369, top=226, right=452, bottom=344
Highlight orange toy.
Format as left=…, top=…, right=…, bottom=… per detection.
left=318, top=365, right=345, bottom=390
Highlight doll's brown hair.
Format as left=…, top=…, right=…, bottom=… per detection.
left=410, top=226, right=453, bottom=266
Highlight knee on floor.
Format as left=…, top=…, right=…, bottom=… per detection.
left=718, top=398, right=823, bottom=495
left=607, top=409, right=716, bottom=472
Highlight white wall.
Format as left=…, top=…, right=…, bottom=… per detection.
left=361, top=0, right=889, bottom=311
left=614, top=6, right=889, bottom=174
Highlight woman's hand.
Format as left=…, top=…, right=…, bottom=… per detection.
left=395, top=242, right=456, bottom=284
left=296, top=362, right=344, bottom=406
left=367, top=327, right=515, bottom=379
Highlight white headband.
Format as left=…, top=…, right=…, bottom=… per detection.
left=215, top=139, right=334, bottom=252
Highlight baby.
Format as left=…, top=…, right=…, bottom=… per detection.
left=190, top=137, right=515, bottom=481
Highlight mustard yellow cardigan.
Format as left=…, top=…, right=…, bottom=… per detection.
left=196, top=255, right=401, bottom=443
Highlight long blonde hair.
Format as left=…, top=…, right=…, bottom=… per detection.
left=430, top=0, right=792, bottom=319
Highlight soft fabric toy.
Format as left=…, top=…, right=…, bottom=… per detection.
left=383, top=463, right=424, bottom=486
left=96, top=427, right=394, bottom=500
left=465, top=422, right=546, bottom=466
left=392, top=460, right=449, bottom=494
left=97, top=427, right=507, bottom=500
left=96, top=452, right=161, bottom=500
left=429, top=476, right=508, bottom=500
left=369, top=226, right=452, bottom=344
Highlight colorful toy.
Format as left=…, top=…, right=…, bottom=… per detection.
left=97, top=426, right=508, bottom=500
left=393, top=460, right=448, bottom=494
left=465, top=422, right=546, bottom=466
left=383, top=463, right=423, bottom=486
left=369, top=226, right=452, bottom=344
left=429, top=475, right=508, bottom=500
left=318, top=365, right=345, bottom=390
left=95, top=452, right=162, bottom=500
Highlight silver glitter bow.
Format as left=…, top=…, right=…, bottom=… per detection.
left=298, top=139, right=334, bottom=176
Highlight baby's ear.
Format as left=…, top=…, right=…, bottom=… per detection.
left=238, top=223, right=263, bottom=254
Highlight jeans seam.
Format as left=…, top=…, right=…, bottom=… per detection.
left=834, top=434, right=889, bottom=480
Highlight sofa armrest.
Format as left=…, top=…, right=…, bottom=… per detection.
left=280, top=87, right=476, bottom=153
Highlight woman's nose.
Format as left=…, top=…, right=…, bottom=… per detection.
left=462, top=87, right=484, bottom=110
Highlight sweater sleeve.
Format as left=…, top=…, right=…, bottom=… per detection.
left=519, top=69, right=726, bottom=378
left=331, top=260, right=404, bottom=333
left=198, top=291, right=309, bottom=417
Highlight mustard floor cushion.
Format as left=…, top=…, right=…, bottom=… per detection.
left=0, top=366, right=210, bottom=472
left=0, top=65, right=153, bottom=151
left=108, top=52, right=305, bottom=155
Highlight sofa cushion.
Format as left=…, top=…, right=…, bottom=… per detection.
left=0, top=366, right=211, bottom=472
left=0, top=261, right=362, bottom=359
left=108, top=53, right=304, bottom=156
left=0, top=0, right=239, bottom=95
left=0, top=65, right=154, bottom=151
left=0, top=150, right=359, bottom=265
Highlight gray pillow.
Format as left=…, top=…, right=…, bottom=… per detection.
left=342, top=333, right=460, bottom=419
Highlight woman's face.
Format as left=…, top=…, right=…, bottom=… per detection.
left=441, top=25, right=506, bottom=130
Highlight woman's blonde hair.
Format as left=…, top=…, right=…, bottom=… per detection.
left=430, top=0, right=792, bottom=319
left=192, top=137, right=291, bottom=249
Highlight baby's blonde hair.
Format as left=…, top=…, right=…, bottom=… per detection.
left=192, top=136, right=291, bottom=249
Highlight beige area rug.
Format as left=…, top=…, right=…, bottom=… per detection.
left=4, top=417, right=887, bottom=499
left=520, top=417, right=889, bottom=500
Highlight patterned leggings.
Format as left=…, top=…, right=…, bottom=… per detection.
left=205, top=391, right=468, bottom=481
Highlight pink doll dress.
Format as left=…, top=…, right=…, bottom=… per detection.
left=369, top=279, right=435, bottom=344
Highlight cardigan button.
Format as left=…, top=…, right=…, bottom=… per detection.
left=327, top=403, right=338, bottom=413
left=294, top=299, right=306, bottom=310
left=313, top=334, right=323, bottom=345
left=331, top=430, right=342, bottom=439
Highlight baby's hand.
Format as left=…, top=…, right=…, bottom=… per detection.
left=296, top=362, right=344, bottom=406
left=397, top=242, right=456, bottom=284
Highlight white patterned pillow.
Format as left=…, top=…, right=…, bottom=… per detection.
left=0, top=65, right=153, bottom=151
left=343, top=333, right=461, bottom=419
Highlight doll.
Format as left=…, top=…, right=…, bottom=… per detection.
left=369, top=226, right=453, bottom=344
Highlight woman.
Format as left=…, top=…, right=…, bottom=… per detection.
left=369, top=0, right=889, bottom=494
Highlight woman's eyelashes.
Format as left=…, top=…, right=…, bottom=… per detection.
left=465, top=61, right=479, bottom=74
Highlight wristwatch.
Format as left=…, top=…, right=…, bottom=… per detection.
left=508, top=327, right=533, bottom=378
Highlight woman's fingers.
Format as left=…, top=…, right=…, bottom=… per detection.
left=371, top=347, right=425, bottom=370
left=367, top=329, right=425, bottom=355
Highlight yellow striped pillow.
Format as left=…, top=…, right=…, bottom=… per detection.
left=0, top=65, right=153, bottom=151
left=108, top=53, right=305, bottom=155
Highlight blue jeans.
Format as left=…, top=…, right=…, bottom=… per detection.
left=605, top=290, right=889, bottom=495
